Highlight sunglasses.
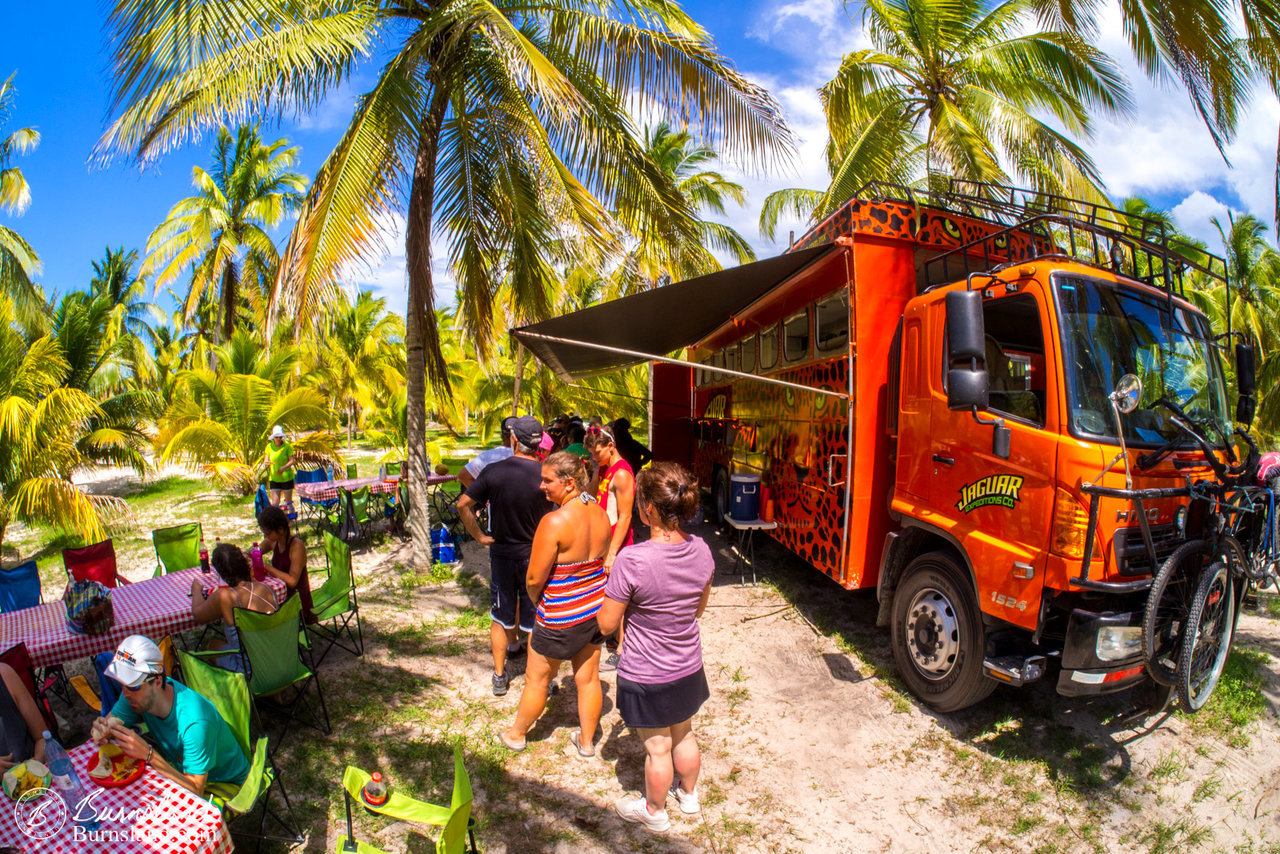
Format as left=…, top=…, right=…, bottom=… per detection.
left=123, top=676, right=158, bottom=693
left=587, top=426, right=615, bottom=443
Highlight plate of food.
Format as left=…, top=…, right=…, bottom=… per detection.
left=86, top=743, right=145, bottom=787
left=3, top=759, right=51, bottom=800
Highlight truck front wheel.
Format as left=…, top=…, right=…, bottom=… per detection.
left=891, top=551, right=995, bottom=712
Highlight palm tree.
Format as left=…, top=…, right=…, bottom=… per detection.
left=614, top=122, right=756, bottom=293
left=142, top=125, right=305, bottom=345
left=0, top=297, right=125, bottom=560
left=89, top=246, right=162, bottom=348
left=159, top=336, right=340, bottom=493
left=100, top=0, right=792, bottom=566
left=0, top=74, right=44, bottom=324
left=49, top=291, right=153, bottom=476
left=761, top=0, right=1132, bottom=234
left=317, top=290, right=406, bottom=447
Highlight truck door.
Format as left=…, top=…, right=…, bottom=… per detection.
left=929, top=288, right=1058, bottom=630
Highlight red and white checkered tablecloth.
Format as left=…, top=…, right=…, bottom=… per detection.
left=0, top=741, right=232, bottom=853
left=295, top=473, right=456, bottom=503
left=0, top=568, right=288, bottom=670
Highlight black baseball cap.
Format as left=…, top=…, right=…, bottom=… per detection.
left=511, top=415, right=543, bottom=446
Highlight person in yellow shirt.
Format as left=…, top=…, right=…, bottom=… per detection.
left=265, top=425, right=299, bottom=510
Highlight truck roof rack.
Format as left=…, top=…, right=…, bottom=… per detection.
left=851, top=180, right=1228, bottom=297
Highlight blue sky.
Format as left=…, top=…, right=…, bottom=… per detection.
left=5, top=2, right=1277, bottom=318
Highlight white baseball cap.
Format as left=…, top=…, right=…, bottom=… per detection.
left=271, top=425, right=286, bottom=438
left=104, top=635, right=165, bottom=689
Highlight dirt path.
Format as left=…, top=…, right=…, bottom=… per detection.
left=428, top=518, right=1280, bottom=853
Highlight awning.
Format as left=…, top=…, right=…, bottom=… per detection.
left=510, top=244, right=836, bottom=381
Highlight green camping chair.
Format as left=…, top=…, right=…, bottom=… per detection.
left=233, top=594, right=331, bottom=754
left=351, top=487, right=374, bottom=540
left=335, top=745, right=477, bottom=854
left=346, top=462, right=358, bottom=479
left=176, top=650, right=303, bottom=851
left=152, top=522, right=202, bottom=576
left=308, top=531, right=363, bottom=666
left=382, top=461, right=403, bottom=477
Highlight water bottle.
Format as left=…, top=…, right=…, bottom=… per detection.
left=199, top=539, right=210, bottom=573
left=250, top=543, right=265, bottom=580
left=362, top=771, right=388, bottom=807
left=43, top=731, right=98, bottom=829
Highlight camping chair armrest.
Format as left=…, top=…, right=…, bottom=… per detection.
left=184, top=648, right=240, bottom=660
left=341, top=766, right=452, bottom=826
left=222, top=737, right=271, bottom=815
left=310, top=584, right=348, bottom=615
left=69, top=674, right=101, bottom=711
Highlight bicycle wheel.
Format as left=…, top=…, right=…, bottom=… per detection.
left=1143, top=539, right=1214, bottom=686
left=1176, top=561, right=1235, bottom=711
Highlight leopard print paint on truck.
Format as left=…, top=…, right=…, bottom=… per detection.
left=694, top=357, right=849, bottom=581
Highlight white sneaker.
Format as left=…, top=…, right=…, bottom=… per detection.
left=669, top=782, right=700, bottom=814
left=615, top=796, right=670, bottom=832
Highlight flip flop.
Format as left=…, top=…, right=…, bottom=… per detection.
left=493, top=730, right=526, bottom=752
left=569, top=730, right=595, bottom=758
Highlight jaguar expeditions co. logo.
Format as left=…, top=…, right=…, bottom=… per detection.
left=13, top=787, right=68, bottom=840
left=956, top=474, right=1025, bottom=514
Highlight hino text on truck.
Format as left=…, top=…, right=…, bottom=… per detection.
left=512, top=181, right=1276, bottom=713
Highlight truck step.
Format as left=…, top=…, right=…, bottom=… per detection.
left=983, top=655, right=1047, bottom=687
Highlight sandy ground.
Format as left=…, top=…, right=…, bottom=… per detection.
left=350, top=516, right=1280, bottom=854
left=39, top=465, right=1280, bottom=852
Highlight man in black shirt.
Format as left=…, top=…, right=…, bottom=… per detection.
left=458, top=415, right=552, bottom=696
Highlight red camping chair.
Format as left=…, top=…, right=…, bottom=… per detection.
left=0, top=642, right=59, bottom=738
left=62, top=540, right=128, bottom=587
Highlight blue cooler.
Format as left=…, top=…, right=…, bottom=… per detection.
left=730, top=474, right=761, bottom=521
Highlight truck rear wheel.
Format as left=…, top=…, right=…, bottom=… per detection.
left=891, top=551, right=995, bottom=712
left=711, top=468, right=730, bottom=524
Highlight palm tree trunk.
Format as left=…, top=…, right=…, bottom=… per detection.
left=405, top=89, right=451, bottom=567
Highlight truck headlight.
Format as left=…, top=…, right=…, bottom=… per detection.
left=1096, top=626, right=1142, bottom=662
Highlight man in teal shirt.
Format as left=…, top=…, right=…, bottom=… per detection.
left=92, top=636, right=247, bottom=796
left=266, top=424, right=299, bottom=511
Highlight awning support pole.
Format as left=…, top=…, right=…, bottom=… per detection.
left=516, top=332, right=850, bottom=400
left=512, top=341, right=525, bottom=417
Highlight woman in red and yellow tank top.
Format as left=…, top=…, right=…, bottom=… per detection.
left=586, top=425, right=635, bottom=571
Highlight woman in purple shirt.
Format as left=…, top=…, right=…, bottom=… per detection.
left=599, top=462, right=714, bottom=833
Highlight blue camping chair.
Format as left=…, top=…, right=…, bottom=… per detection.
left=0, top=560, right=41, bottom=613
left=298, top=468, right=338, bottom=532
left=255, top=485, right=271, bottom=520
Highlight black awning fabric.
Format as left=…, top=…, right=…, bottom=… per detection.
left=510, top=244, right=835, bottom=381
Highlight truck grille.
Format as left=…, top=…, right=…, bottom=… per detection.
left=1112, top=523, right=1181, bottom=577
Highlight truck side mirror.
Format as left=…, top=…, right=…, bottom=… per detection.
left=1236, top=342, right=1256, bottom=396
left=1237, top=395, right=1256, bottom=427
left=945, top=290, right=989, bottom=411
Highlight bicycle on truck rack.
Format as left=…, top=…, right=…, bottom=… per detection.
left=1137, top=395, right=1273, bottom=710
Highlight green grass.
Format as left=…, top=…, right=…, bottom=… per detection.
left=1179, top=647, right=1271, bottom=747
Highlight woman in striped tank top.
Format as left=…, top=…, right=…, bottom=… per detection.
left=497, top=452, right=612, bottom=756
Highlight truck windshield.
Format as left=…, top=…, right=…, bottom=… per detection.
left=1055, top=274, right=1230, bottom=447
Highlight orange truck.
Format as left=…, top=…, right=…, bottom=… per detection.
left=512, top=181, right=1254, bottom=712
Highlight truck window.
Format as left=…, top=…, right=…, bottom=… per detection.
left=740, top=334, right=757, bottom=373
left=815, top=293, right=850, bottom=354
left=984, top=294, right=1045, bottom=425
left=759, top=325, right=779, bottom=371
left=782, top=309, right=810, bottom=365
left=721, top=344, right=738, bottom=379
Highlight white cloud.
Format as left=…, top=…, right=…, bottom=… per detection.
left=746, top=0, right=868, bottom=69
left=1082, top=2, right=1279, bottom=228
left=340, top=210, right=457, bottom=313
left=1170, top=191, right=1232, bottom=248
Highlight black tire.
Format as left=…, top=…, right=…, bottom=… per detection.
left=710, top=468, right=731, bottom=524
left=1176, top=561, right=1235, bottom=711
left=890, top=551, right=995, bottom=712
left=1143, top=539, right=1215, bottom=686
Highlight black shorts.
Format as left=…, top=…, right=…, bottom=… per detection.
left=489, top=554, right=535, bottom=633
left=617, top=667, right=709, bottom=729
left=269, top=479, right=295, bottom=491
left=531, top=619, right=605, bottom=661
